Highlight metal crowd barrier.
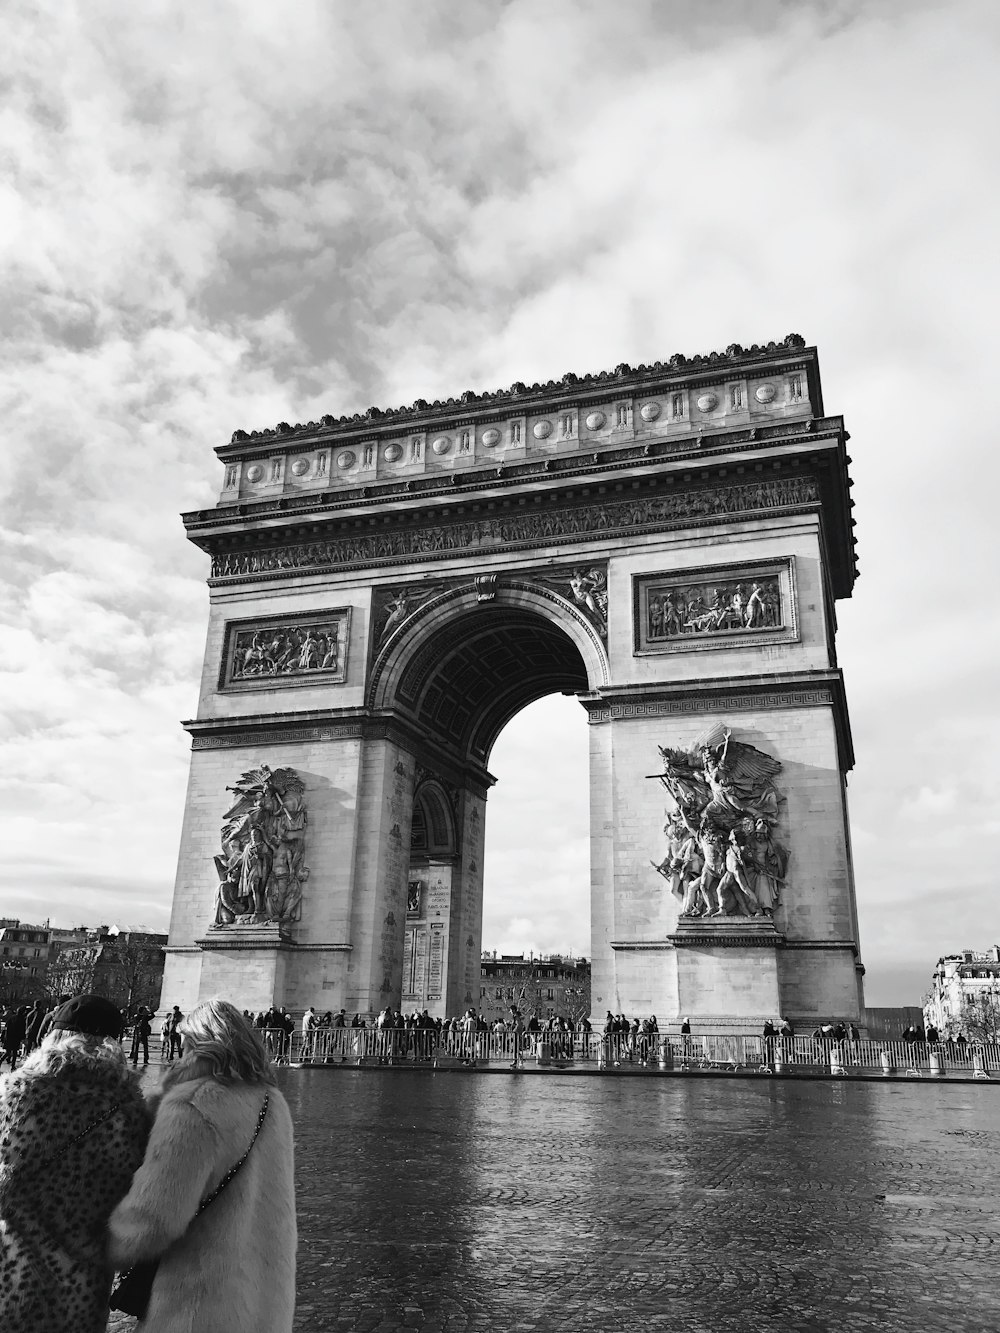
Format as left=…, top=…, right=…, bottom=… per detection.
left=257, top=1026, right=1000, bottom=1077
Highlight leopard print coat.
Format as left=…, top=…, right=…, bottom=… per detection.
left=0, top=1052, right=150, bottom=1333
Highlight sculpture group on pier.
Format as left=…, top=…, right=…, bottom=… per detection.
left=212, top=764, right=309, bottom=926
left=652, top=726, right=788, bottom=918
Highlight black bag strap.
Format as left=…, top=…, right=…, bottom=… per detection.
left=30, top=1100, right=123, bottom=1177
left=197, top=1092, right=269, bottom=1214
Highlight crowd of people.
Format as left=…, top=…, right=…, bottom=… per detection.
left=241, top=1004, right=598, bottom=1063
left=0, top=993, right=296, bottom=1333
left=0, top=999, right=190, bottom=1073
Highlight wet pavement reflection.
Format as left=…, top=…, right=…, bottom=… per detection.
left=281, top=1070, right=1000, bottom=1332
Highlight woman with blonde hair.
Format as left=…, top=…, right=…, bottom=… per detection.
left=108, top=997, right=296, bottom=1332
left=0, top=994, right=149, bottom=1333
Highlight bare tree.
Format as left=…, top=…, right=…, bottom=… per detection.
left=101, top=933, right=165, bottom=1016
left=961, top=989, right=1000, bottom=1045
left=45, top=929, right=165, bottom=1016
left=0, top=963, right=48, bottom=1007
left=562, top=988, right=591, bottom=1026
left=46, top=947, right=99, bottom=1001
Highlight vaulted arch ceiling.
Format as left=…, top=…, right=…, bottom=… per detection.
left=394, top=608, right=589, bottom=766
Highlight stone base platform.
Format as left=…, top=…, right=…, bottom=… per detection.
left=668, top=916, right=785, bottom=948
left=193, top=923, right=295, bottom=1009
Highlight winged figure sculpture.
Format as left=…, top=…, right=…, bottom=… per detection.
left=652, top=724, right=788, bottom=919
left=212, top=764, right=308, bottom=928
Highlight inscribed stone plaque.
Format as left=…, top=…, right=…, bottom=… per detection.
left=427, top=925, right=445, bottom=1001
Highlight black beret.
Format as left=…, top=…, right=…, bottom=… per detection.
left=50, top=994, right=122, bottom=1038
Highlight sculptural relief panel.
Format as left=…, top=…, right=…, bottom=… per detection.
left=651, top=725, right=789, bottom=921
left=219, top=608, right=351, bottom=690
left=633, top=559, right=797, bottom=655
left=212, top=764, right=309, bottom=928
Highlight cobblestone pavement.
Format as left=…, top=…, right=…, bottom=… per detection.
left=110, top=1069, right=1000, bottom=1333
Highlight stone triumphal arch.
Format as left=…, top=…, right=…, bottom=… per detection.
left=162, top=334, right=866, bottom=1029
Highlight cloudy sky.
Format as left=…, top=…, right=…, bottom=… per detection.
left=3, top=0, right=998, bottom=1006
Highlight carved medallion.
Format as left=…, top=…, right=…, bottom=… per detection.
left=755, top=384, right=776, bottom=403
left=245, top=463, right=265, bottom=483
left=639, top=402, right=661, bottom=422
left=481, top=428, right=501, bottom=447
left=696, top=393, right=719, bottom=413
left=337, top=450, right=356, bottom=468
left=384, top=443, right=403, bottom=462
left=532, top=420, right=553, bottom=439
left=585, top=411, right=606, bottom=431
left=290, top=458, right=310, bottom=476
left=651, top=725, right=789, bottom=920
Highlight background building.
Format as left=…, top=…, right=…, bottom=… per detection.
left=479, top=953, right=590, bottom=1025
left=862, top=1006, right=925, bottom=1041
left=924, top=947, right=1000, bottom=1041
left=46, top=926, right=168, bottom=1016
left=0, top=920, right=53, bottom=1004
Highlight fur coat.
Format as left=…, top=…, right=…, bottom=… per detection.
left=0, top=1053, right=150, bottom=1333
left=107, top=1075, right=296, bottom=1333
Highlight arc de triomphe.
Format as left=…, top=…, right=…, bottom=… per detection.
left=161, top=333, right=865, bottom=1030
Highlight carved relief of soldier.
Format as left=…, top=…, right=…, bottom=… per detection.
left=212, top=765, right=309, bottom=927
left=647, top=577, right=781, bottom=640
left=231, top=621, right=341, bottom=679
left=651, top=725, right=789, bottom=920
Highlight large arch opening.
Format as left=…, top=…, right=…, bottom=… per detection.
left=377, top=588, right=601, bottom=1018
left=483, top=694, right=590, bottom=954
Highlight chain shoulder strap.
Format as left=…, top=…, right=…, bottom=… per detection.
left=197, top=1092, right=269, bottom=1215
left=23, top=1100, right=123, bottom=1179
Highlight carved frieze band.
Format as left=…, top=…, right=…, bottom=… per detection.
left=210, top=475, right=818, bottom=582
left=191, top=724, right=364, bottom=749
left=586, top=689, right=833, bottom=724
left=667, top=933, right=784, bottom=948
